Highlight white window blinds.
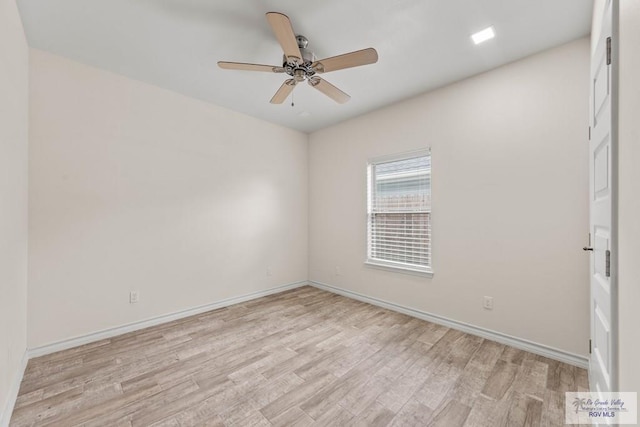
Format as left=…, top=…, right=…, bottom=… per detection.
left=367, top=150, right=431, bottom=272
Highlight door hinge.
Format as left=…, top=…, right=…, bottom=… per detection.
left=606, top=37, right=612, bottom=65
left=605, top=249, right=611, bottom=277
left=589, top=339, right=592, bottom=354
left=588, top=126, right=591, bottom=140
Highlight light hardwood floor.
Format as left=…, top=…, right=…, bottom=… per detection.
left=11, top=286, right=588, bottom=426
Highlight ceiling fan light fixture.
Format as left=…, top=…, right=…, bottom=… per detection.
left=471, top=26, right=495, bottom=45
left=293, top=69, right=306, bottom=82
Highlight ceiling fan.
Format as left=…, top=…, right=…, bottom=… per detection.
left=218, top=12, right=378, bottom=105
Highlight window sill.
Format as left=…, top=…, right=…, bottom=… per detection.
left=364, top=260, right=434, bottom=278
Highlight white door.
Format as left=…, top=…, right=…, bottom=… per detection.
left=588, top=0, right=617, bottom=396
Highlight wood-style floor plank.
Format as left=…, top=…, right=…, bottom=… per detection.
left=10, top=286, right=587, bottom=427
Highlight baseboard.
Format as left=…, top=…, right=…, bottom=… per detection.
left=309, top=280, right=589, bottom=369
left=28, top=281, right=307, bottom=359
left=0, top=350, right=28, bottom=427
left=25, top=279, right=588, bottom=367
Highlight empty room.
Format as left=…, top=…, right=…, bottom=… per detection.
left=1, top=0, right=639, bottom=426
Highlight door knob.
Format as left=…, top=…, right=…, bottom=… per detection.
left=583, top=247, right=594, bottom=251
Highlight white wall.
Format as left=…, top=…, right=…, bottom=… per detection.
left=28, top=49, right=308, bottom=349
left=309, top=38, right=590, bottom=357
left=0, top=0, right=29, bottom=422
left=591, top=0, right=607, bottom=54
left=617, top=0, right=640, bottom=399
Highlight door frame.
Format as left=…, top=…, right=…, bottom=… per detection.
left=589, top=0, right=619, bottom=395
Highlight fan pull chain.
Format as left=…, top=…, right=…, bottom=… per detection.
left=291, top=90, right=295, bottom=107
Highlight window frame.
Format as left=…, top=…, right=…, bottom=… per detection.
left=365, top=148, right=433, bottom=278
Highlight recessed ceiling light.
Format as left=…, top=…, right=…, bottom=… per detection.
left=471, top=26, right=495, bottom=45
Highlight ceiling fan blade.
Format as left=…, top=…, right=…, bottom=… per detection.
left=266, top=12, right=302, bottom=63
left=308, top=77, right=350, bottom=104
left=218, top=62, right=285, bottom=73
left=270, top=79, right=297, bottom=104
left=312, top=48, right=378, bottom=73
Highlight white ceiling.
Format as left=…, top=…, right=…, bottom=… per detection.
left=17, top=0, right=592, bottom=133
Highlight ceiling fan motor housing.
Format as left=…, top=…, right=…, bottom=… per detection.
left=299, top=47, right=316, bottom=65
left=282, top=35, right=317, bottom=81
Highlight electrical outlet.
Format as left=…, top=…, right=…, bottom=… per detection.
left=335, top=266, right=342, bottom=276
left=266, top=267, right=273, bottom=276
left=130, top=291, right=139, bottom=304
left=483, top=296, right=494, bottom=310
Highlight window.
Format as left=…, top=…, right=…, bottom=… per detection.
left=367, top=149, right=432, bottom=275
